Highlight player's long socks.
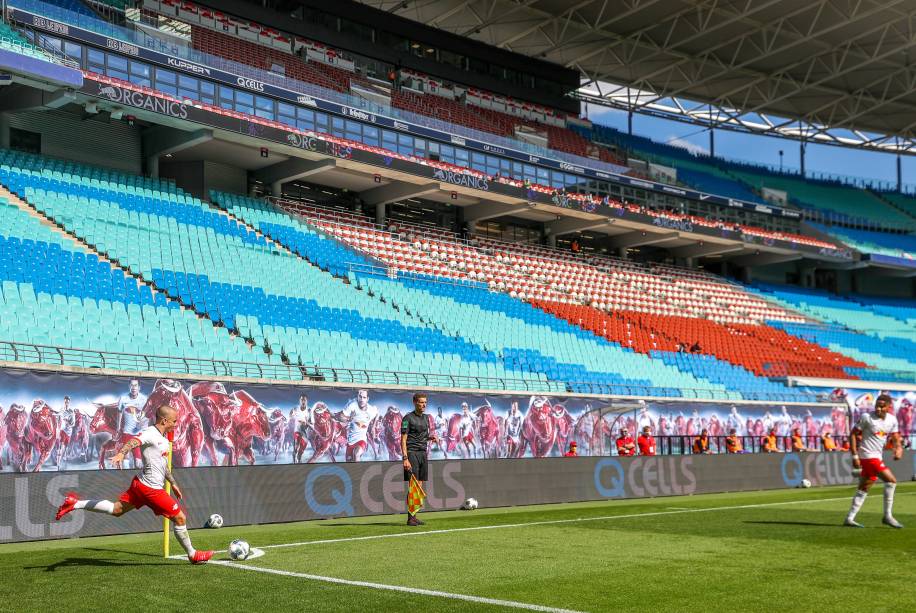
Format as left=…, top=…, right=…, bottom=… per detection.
left=846, top=489, right=867, bottom=522
left=883, top=482, right=896, bottom=518
left=74, top=499, right=115, bottom=514
left=173, top=524, right=196, bottom=557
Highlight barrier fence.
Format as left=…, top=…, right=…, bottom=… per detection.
left=0, top=339, right=827, bottom=401
left=4, top=451, right=914, bottom=543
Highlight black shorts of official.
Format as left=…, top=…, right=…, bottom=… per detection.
left=404, top=450, right=428, bottom=482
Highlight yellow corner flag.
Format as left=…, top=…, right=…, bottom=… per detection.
left=163, top=432, right=174, bottom=558
left=407, top=474, right=426, bottom=517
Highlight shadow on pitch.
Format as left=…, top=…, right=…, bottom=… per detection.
left=319, top=521, right=408, bottom=527
left=25, top=557, right=174, bottom=572
left=83, top=547, right=165, bottom=559
left=744, top=520, right=839, bottom=527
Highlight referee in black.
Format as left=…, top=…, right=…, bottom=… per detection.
left=402, top=392, right=438, bottom=526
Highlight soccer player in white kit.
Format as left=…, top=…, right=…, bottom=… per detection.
left=55, top=405, right=214, bottom=563
left=844, top=394, right=904, bottom=529
left=117, top=379, right=149, bottom=469
left=340, top=389, right=378, bottom=462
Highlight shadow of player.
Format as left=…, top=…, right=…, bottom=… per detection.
left=744, top=520, right=839, bottom=527
left=319, top=521, right=406, bottom=527
left=25, top=557, right=175, bottom=572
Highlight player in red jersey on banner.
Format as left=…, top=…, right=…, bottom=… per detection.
left=844, top=395, right=904, bottom=529
left=55, top=405, right=214, bottom=563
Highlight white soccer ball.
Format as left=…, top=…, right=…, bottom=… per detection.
left=800, top=479, right=812, bottom=489
left=206, top=513, right=223, bottom=529
left=463, top=497, right=479, bottom=510
left=228, top=539, right=251, bottom=561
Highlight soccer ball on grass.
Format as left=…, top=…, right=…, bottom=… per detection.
left=205, top=513, right=223, bottom=529
left=462, top=497, right=479, bottom=510
left=799, top=479, right=812, bottom=489
left=228, top=539, right=251, bottom=561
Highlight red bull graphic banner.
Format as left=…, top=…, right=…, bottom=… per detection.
left=823, top=388, right=916, bottom=436
left=0, top=367, right=884, bottom=473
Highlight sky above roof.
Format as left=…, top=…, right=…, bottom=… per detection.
left=587, top=105, right=916, bottom=192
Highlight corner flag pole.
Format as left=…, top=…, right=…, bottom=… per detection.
left=163, top=430, right=174, bottom=558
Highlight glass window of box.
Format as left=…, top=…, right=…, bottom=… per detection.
left=129, top=60, right=151, bottom=88
left=255, top=95, right=274, bottom=120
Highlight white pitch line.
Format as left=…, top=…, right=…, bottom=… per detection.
left=174, top=491, right=909, bottom=560
left=212, top=559, right=587, bottom=613
left=252, top=493, right=856, bottom=551
left=183, top=494, right=894, bottom=611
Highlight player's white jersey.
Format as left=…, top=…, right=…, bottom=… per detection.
left=58, top=409, right=76, bottom=437
left=506, top=414, right=522, bottom=438
left=855, top=412, right=898, bottom=460
left=118, top=392, right=149, bottom=435
left=341, top=400, right=378, bottom=445
left=459, top=414, right=474, bottom=436
left=135, top=426, right=170, bottom=489
left=289, top=407, right=308, bottom=432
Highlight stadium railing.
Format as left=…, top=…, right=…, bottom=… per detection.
left=0, top=339, right=827, bottom=401
left=654, top=434, right=851, bottom=455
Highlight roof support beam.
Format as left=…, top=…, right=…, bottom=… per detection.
left=360, top=182, right=439, bottom=206
left=463, top=201, right=531, bottom=223
left=727, top=252, right=804, bottom=267
left=142, top=126, right=212, bottom=178
left=669, top=242, right=744, bottom=259
left=546, top=217, right=615, bottom=236
left=605, top=230, right=679, bottom=249
left=252, top=158, right=336, bottom=195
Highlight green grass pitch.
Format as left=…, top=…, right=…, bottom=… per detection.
left=3, top=484, right=915, bottom=612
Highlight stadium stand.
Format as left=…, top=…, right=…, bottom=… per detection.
left=212, top=191, right=875, bottom=399
left=0, top=150, right=559, bottom=387
left=581, top=123, right=916, bottom=229
left=0, top=1, right=911, bottom=401
left=0, top=187, right=256, bottom=365
left=809, top=224, right=916, bottom=260
left=751, top=283, right=916, bottom=374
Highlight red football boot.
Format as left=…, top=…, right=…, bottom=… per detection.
left=190, top=550, right=214, bottom=564
left=55, top=492, right=79, bottom=521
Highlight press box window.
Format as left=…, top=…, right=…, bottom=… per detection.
left=235, top=91, right=254, bottom=115
left=178, top=74, right=199, bottom=101
left=86, top=48, right=105, bottom=74
left=155, top=69, right=178, bottom=96
left=255, top=95, right=275, bottom=120
left=129, top=61, right=151, bottom=88
left=199, top=81, right=215, bottom=105
left=218, top=86, right=234, bottom=110
left=296, top=108, right=315, bottom=131
left=107, top=54, right=129, bottom=81
left=278, top=102, right=296, bottom=127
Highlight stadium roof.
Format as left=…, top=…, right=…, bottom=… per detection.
left=356, top=0, right=916, bottom=153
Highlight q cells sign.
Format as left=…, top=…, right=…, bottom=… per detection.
left=6, top=452, right=910, bottom=543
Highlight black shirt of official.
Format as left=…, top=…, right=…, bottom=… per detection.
left=401, top=410, right=429, bottom=453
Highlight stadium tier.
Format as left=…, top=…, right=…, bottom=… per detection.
left=751, top=283, right=916, bottom=374
left=0, top=150, right=557, bottom=387
left=212, top=191, right=889, bottom=398
left=809, top=224, right=916, bottom=261
left=0, top=191, right=254, bottom=364
left=186, top=14, right=624, bottom=166
left=582, top=123, right=916, bottom=229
